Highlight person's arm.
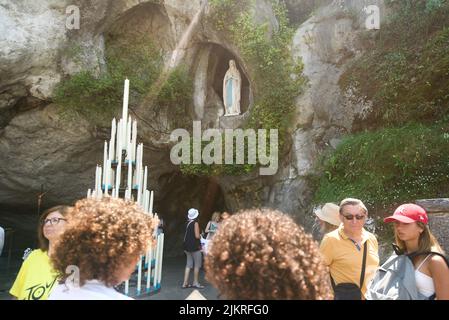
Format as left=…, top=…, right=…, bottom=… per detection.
left=429, top=255, right=449, bottom=300
left=194, top=222, right=201, bottom=240
left=205, top=221, right=211, bottom=234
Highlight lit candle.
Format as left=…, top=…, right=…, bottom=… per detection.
left=115, top=155, right=121, bottom=198
left=153, top=236, right=159, bottom=289
left=139, top=144, right=143, bottom=178
left=109, top=118, right=116, bottom=162
left=126, top=116, right=132, bottom=162
left=157, top=233, right=164, bottom=287
left=137, top=167, right=143, bottom=207
left=134, top=144, right=141, bottom=187
left=96, top=166, right=102, bottom=199
left=137, top=255, right=142, bottom=295
left=143, top=166, right=148, bottom=196
left=103, top=141, right=107, bottom=187
left=144, top=190, right=150, bottom=213
left=105, top=159, right=110, bottom=195
left=153, top=213, right=159, bottom=237
left=146, top=243, right=152, bottom=291
left=116, top=120, right=122, bottom=162
left=125, top=280, right=129, bottom=296
left=122, top=79, right=129, bottom=130
left=94, top=166, right=99, bottom=196
left=131, top=120, right=137, bottom=162
left=149, top=191, right=154, bottom=214
left=127, top=160, right=132, bottom=193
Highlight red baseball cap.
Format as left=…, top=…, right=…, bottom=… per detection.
left=384, top=203, right=428, bottom=224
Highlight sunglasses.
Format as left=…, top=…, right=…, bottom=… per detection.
left=342, top=214, right=366, bottom=221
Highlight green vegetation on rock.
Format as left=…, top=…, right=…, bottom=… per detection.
left=181, top=0, right=305, bottom=176
left=54, top=36, right=164, bottom=126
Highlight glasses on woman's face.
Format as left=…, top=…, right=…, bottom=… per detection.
left=42, top=217, right=67, bottom=226
left=342, top=214, right=366, bottom=221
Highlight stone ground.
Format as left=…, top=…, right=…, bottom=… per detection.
left=0, top=254, right=219, bottom=300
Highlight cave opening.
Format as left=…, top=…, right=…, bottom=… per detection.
left=156, top=172, right=227, bottom=257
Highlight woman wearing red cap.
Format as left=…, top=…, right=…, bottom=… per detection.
left=384, top=203, right=449, bottom=300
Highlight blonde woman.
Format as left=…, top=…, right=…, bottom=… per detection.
left=384, top=203, right=449, bottom=300
left=205, top=212, right=221, bottom=241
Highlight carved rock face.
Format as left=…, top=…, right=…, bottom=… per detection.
left=0, top=0, right=382, bottom=255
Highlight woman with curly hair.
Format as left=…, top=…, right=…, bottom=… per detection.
left=10, top=205, right=71, bottom=300
left=48, top=197, right=158, bottom=300
left=204, top=208, right=333, bottom=300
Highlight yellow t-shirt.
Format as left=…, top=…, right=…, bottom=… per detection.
left=9, top=249, right=59, bottom=300
left=319, top=225, right=380, bottom=297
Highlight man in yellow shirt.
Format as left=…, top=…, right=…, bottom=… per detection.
left=319, top=198, right=379, bottom=299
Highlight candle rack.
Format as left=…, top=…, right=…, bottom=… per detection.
left=86, top=79, right=164, bottom=298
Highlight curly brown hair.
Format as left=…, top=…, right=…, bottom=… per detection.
left=51, top=197, right=158, bottom=287
left=205, top=208, right=333, bottom=300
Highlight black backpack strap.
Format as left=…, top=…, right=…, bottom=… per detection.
left=408, top=251, right=449, bottom=268
left=360, top=241, right=368, bottom=289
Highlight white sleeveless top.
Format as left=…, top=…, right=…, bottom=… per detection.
left=415, top=254, right=435, bottom=297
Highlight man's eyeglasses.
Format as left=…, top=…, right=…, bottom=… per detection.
left=42, top=217, right=67, bottom=226
left=342, top=214, right=366, bottom=221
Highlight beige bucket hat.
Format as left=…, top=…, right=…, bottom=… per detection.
left=314, top=203, right=341, bottom=226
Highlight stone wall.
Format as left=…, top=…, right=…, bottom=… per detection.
left=415, top=199, right=449, bottom=255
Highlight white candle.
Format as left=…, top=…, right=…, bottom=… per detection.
left=94, top=166, right=99, bottom=195
left=103, top=141, right=107, bottom=187
left=125, top=280, right=129, bottom=296
left=134, top=144, right=141, bottom=187
left=96, top=166, right=102, bottom=199
left=157, top=233, right=164, bottom=286
left=139, top=144, right=143, bottom=178
left=115, top=155, right=121, bottom=198
left=105, top=160, right=110, bottom=195
left=143, top=166, right=148, bottom=195
left=126, top=116, right=132, bottom=162
left=116, top=120, right=122, bottom=162
left=146, top=243, right=152, bottom=291
left=121, top=116, right=127, bottom=152
left=149, top=191, right=154, bottom=214
left=154, top=234, right=161, bottom=287
left=137, top=255, right=142, bottom=294
left=131, top=120, right=137, bottom=162
left=144, top=190, right=150, bottom=213
left=137, top=167, right=143, bottom=207
left=153, top=237, right=159, bottom=289
left=153, top=213, right=159, bottom=237
left=87, top=189, right=91, bottom=198
left=127, top=160, right=132, bottom=192
left=109, top=119, right=116, bottom=162
left=122, top=79, right=129, bottom=130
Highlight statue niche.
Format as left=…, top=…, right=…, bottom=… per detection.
left=223, top=60, right=241, bottom=116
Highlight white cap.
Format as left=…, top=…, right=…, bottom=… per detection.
left=188, top=208, right=199, bottom=220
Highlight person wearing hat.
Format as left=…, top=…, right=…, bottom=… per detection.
left=384, top=203, right=449, bottom=300
left=319, top=198, right=379, bottom=300
left=182, top=208, right=204, bottom=289
left=314, top=203, right=341, bottom=237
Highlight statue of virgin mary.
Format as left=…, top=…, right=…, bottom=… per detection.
left=223, top=60, right=241, bottom=116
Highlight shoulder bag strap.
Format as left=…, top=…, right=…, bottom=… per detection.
left=360, top=241, right=368, bottom=289
left=183, top=220, right=194, bottom=243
